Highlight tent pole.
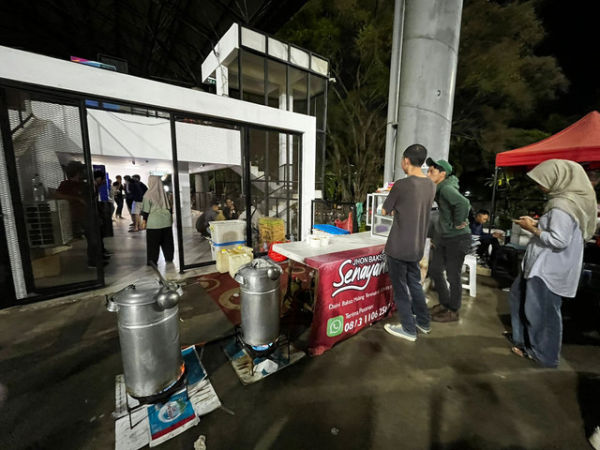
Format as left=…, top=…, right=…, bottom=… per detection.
left=490, top=166, right=499, bottom=230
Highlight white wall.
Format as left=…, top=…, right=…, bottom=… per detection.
left=87, top=110, right=242, bottom=165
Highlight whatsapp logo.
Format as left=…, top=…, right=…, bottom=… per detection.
left=327, top=315, right=344, bottom=337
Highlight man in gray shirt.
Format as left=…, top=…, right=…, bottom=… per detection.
left=382, top=144, right=436, bottom=341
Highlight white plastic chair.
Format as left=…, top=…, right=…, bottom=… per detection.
left=461, top=254, right=477, bottom=297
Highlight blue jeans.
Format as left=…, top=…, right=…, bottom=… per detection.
left=509, top=275, right=563, bottom=368
left=387, top=255, right=430, bottom=335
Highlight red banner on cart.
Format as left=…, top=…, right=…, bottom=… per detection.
left=305, top=244, right=394, bottom=355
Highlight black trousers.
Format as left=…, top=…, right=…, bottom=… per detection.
left=115, top=197, right=124, bottom=217
left=429, top=234, right=471, bottom=312
left=477, top=235, right=500, bottom=269
left=146, top=227, right=174, bottom=265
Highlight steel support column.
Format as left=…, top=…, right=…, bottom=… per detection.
left=383, top=0, right=405, bottom=184
left=393, top=0, right=463, bottom=177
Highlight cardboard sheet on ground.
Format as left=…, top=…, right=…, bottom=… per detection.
left=114, top=346, right=221, bottom=450
left=223, top=337, right=305, bottom=385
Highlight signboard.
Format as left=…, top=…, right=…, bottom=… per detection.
left=305, top=244, right=394, bottom=355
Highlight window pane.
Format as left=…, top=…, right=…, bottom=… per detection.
left=241, top=27, right=266, bottom=53
left=241, top=50, right=265, bottom=105
left=7, top=90, right=100, bottom=291
left=289, top=67, right=308, bottom=114
left=247, top=128, right=301, bottom=250
left=315, top=131, right=325, bottom=192
left=267, top=59, right=287, bottom=109
left=227, top=54, right=240, bottom=100
left=175, top=118, right=243, bottom=267
left=310, top=75, right=327, bottom=131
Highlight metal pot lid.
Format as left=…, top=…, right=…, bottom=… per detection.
left=110, top=280, right=168, bottom=306
left=236, top=258, right=282, bottom=280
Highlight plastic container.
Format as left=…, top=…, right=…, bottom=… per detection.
left=209, top=220, right=246, bottom=245
left=268, top=242, right=287, bottom=262
left=211, top=245, right=254, bottom=268
left=229, top=251, right=253, bottom=278
left=215, top=248, right=231, bottom=273
left=312, top=224, right=350, bottom=235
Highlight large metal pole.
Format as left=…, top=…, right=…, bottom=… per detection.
left=394, top=0, right=463, bottom=177
left=383, top=0, right=405, bottom=184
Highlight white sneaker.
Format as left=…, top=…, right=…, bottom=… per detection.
left=590, top=426, right=600, bottom=450
left=384, top=323, right=417, bottom=342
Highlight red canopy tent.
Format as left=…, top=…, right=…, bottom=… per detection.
left=491, top=111, right=600, bottom=227
left=496, top=111, right=600, bottom=167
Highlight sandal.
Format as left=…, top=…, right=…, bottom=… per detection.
left=511, top=346, right=533, bottom=360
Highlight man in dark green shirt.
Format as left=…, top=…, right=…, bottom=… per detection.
left=426, top=158, right=471, bottom=322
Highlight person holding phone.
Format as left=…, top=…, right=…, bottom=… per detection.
left=508, top=159, right=597, bottom=368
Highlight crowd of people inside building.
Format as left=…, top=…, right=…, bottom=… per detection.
left=53, top=161, right=246, bottom=269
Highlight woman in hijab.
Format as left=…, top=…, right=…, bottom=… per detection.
left=141, top=175, right=174, bottom=266
left=509, top=159, right=597, bottom=368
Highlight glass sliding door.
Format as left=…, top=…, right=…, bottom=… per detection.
left=0, top=88, right=103, bottom=297
left=172, top=116, right=243, bottom=269
left=85, top=102, right=174, bottom=282
left=247, top=127, right=301, bottom=253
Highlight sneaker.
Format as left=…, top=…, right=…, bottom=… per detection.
left=384, top=323, right=417, bottom=342
left=431, top=309, right=459, bottom=323
left=589, top=426, right=600, bottom=450
left=416, top=323, right=431, bottom=334
left=429, top=304, right=447, bottom=314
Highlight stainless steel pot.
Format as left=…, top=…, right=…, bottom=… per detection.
left=106, top=273, right=183, bottom=399
left=234, top=258, right=282, bottom=346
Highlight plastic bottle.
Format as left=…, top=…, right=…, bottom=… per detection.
left=32, top=174, right=45, bottom=202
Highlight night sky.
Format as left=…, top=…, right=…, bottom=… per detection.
left=538, top=0, right=600, bottom=120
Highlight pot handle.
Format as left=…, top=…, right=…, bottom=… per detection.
left=267, top=267, right=281, bottom=280
left=105, top=296, right=118, bottom=312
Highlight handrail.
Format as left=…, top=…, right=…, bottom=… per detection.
left=250, top=162, right=293, bottom=182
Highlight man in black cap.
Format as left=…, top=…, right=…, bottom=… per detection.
left=426, top=158, right=471, bottom=322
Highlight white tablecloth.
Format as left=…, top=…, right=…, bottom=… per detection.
left=272, top=231, right=386, bottom=264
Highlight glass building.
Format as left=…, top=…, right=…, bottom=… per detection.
left=0, top=40, right=320, bottom=306
left=201, top=24, right=329, bottom=197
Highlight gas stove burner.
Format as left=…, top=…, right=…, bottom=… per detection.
left=250, top=342, right=274, bottom=352
left=234, top=326, right=286, bottom=360
left=233, top=326, right=292, bottom=376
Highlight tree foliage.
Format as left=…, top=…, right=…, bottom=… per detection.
left=278, top=0, right=392, bottom=202
left=280, top=0, right=568, bottom=203
left=451, top=0, right=568, bottom=180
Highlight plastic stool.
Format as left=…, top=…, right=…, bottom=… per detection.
left=462, top=254, right=477, bottom=297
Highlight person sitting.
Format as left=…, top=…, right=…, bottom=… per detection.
left=223, top=198, right=239, bottom=220
left=469, top=209, right=501, bottom=269
left=195, top=201, right=220, bottom=237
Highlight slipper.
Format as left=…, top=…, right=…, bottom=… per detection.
left=511, top=346, right=533, bottom=360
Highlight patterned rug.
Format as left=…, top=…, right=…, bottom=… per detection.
left=192, top=262, right=313, bottom=325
